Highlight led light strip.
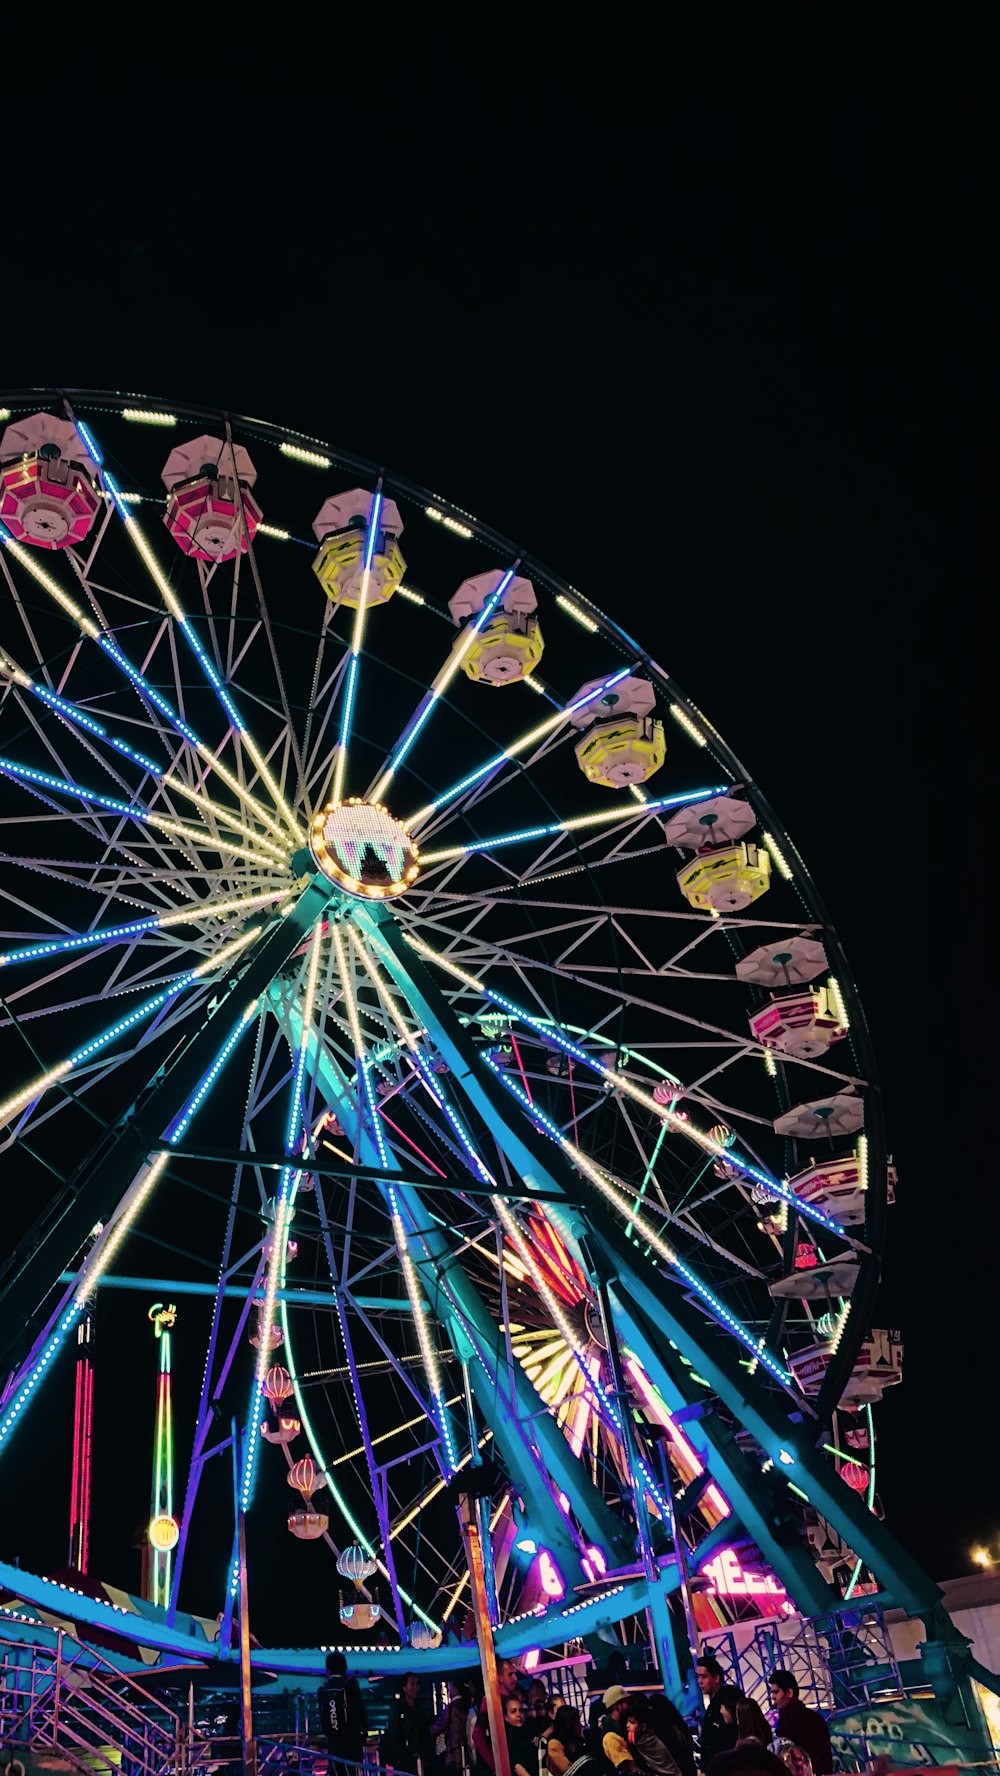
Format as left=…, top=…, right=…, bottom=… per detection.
left=0, top=926, right=260, bottom=1128
left=483, top=1054, right=793, bottom=1387
left=406, top=665, right=633, bottom=827
left=371, top=567, right=518, bottom=803
left=0, top=754, right=287, bottom=870
left=104, top=472, right=303, bottom=843
left=0, top=1152, right=170, bottom=1451
left=332, top=490, right=383, bottom=806
left=418, top=783, right=731, bottom=863
left=404, top=932, right=853, bottom=1244
left=241, top=923, right=325, bottom=1512
left=340, top=929, right=458, bottom=1471
left=0, top=889, right=289, bottom=970
left=0, top=528, right=295, bottom=846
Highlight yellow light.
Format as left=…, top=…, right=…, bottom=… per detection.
left=555, top=595, right=599, bottom=633
left=159, top=889, right=292, bottom=929
left=523, top=676, right=547, bottom=694
left=256, top=523, right=290, bottom=541
left=0, top=408, right=10, bottom=421
left=280, top=442, right=331, bottom=468
left=0, top=1059, right=74, bottom=1128
left=425, top=505, right=473, bottom=539
left=77, top=1151, right=170, bottom=1304
left=398, top=585, right=425, bottom=605
left=972, top=1547, right=994, bottom=1569
left=630, top=784, right=648, bottom=804
left=670, top=705, right=707, bottom=747
left=122, top=409, right=177, bottom=427
left=420, top=796, right=660, bottom=863
left=827, top=975, right=850, bottom=1030
left=0, top=534, right=100, bottom=637
left=763, top=1049, right=778, bottom=1078
left=857, top=1134, right=869, bottom=1193
left=762, top=831, right=795, bottom=881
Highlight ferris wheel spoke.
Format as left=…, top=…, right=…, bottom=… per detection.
left=327, top=485, right=385, bottom=807
left=0, top=924, right=263, bottom=1132
left=404, top=663, right=634, bottom=830
left=416, top=785, right=730, bottom=868
left=3, top=529, right=297, bottom=848
left=104, top=473, right=304, bottom=844
left=369, top=562, right=520, bottom=805
left=0, top=889, right=289, bottom=974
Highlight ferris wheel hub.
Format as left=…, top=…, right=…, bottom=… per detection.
left=309, top=798, right=420, bottom=900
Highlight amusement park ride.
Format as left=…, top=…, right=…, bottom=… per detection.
left=0, top=391, right=995, bottom=1766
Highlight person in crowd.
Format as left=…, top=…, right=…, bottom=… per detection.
left=504, top=1691, right=538, bottom=1776
left=705, top=1744, right=791, bottom=1776
left=601, top=1685, right=642, bottom=1774
left=696, top=1657, right=744, bottom=1767
left=528, top=1680, right=553, bottom=1742
left=317, top=1651, right=367, bottom=1771
left=589, top=1653, right=628, bottom=1730
left=728, top=1700, right=773, bottom=1749
left=642, top=1693, right=696, bottom=1776
left=545, top=1704, right=602, bottom=1776
left=472, top=1660, right=521, bottom=1775
left=433, top=1678, right=474, bottom=1775
left=383, top=1671, right=433, bottom=1772
left=767, top=1673, right=831, bottom=1776
left=623, top=1694, right=681, bottom=1776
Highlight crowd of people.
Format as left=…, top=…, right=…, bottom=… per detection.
left=315, top=1650, right=836, bottom=1776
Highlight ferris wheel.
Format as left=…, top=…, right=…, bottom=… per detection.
left=0, top=391, right=925, bottom=1675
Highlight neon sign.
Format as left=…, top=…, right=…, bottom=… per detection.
left=701, top=1548, right=795, bottom=1615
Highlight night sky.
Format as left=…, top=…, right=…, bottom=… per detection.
left=3, top=15, right=991, bottom=1605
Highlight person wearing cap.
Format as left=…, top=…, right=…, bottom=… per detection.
left=602, top=1685, right=649, bottom=1775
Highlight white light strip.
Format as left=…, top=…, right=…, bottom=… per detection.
left=107, top=489, right=303, bottom=843
left=827, top=976, right=850, bottom=1030
left=670, top=705, right=707, bottom=747
left=762, top=832, right=795, bottom=881
left=397, top=585, right=425, bottom=605
left=121, top=409, right=177, bottom=427
left=556, top=594, right=599, bottom=633
left=425, top=505, right=474, bottom=539
left=280, top=442, right=331, bottom=468
left=255, top=523, right=290, bottom=541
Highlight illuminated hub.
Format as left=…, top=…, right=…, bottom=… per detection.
left=161, top=435, right=262, bottom=560
left=310, top=799, right=419, bottom=900
left=0, top=413, right=101, bottom=549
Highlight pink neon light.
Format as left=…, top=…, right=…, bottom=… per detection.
left=536, top=1550, right=565, bottom=1599
left=701, top=1548, right=796, bottom=1617
left=509, top=1032, right=534, bottom=1107
left=378, top=1108, right=449, bottom=1177
left=626, top=1357, right=730, bottom=1519
left=524, top=1648, right=540, bottom=1671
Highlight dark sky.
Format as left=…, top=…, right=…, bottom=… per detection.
left=5, top=14, right=991, bottom=1596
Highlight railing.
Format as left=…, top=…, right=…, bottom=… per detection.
left=700, top=1601, right=901, bottom=1713
left=1, top=1628, right=183, bottom=1773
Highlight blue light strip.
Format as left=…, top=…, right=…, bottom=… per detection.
left=1, top=916, right=161, bottom=970
left=0, top=754, right=145, bottom=819
left=406, top=1041, right=670, bottom=1512
left=483, top=1055, right=793, bottom=1388
left=419, top=665, right=633, bottom=816
left=238, top=930, right=322, bottom=1517
left=29, top=683, right=160, bottom=774
left=333, top=490, right=383, bottom=794
left=106, top=472, right=244, bottom=733
left=95, top=634, right=199, bottom=748
left=428, top=956, right=850, bottom=1244
left=74, top=421, right=102, bottom=466
left=427, top=784, right=731, bottom=858
left=165, top=1010, right=255, bottom=1144
left=381, top=566, right=515, bottom=783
